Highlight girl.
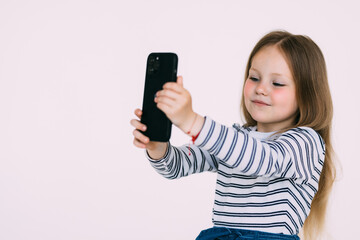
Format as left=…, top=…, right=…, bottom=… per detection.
left=131, top=31, right=336, bottom=240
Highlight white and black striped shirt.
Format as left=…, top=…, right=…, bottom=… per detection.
left=147, top=117, right=325, bottom=235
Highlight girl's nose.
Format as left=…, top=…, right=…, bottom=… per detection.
left=255, top=82, right=268, bottom=95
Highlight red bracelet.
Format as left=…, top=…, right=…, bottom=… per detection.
left=187, top=114, right=200, bottom=156
left=191, top=131, right=200, bottom=144
left=188, top=130, right=201, bottom=156
left=186, top=114, right=198, bottom=136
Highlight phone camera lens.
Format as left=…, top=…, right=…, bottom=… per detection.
left=149, top=56, right=155, bottom=63
left=154, top=61, right=160, bottom=68
left=148, top=55, right=160, bottom=75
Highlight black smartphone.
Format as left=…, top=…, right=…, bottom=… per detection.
left=141, top=52, right=178, bottom=142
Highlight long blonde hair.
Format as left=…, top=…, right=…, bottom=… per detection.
left=241, top=31, right=336, bottom=239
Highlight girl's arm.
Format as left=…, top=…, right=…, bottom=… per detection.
left=146, top=142, right=218, bottom=179
left=194, top=117, right=325, bottom=183
left=131, top=108, right=218, bottom=179
left=149, top=75, right=325, bottom=190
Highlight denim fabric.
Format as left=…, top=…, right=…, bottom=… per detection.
left=195, top=227, right=300, bottom=240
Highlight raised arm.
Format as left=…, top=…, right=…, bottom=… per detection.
left=194, top=117, right=325, bottom=183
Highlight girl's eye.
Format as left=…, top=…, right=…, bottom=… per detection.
left=249, top=77, right=259, bottom=82
left=273, top=82, right=285, bottom=87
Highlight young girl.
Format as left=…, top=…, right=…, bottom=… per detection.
left=131, top=31, right=336, bottom=240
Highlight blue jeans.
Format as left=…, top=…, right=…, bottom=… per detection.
left=196, top=227, right=300, bottom=240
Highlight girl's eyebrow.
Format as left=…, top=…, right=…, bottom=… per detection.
left=250, top=67, right=289, bottom=78
left=249, top=67, right=259, bottom=73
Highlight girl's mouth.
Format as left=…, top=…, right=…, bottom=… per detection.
left=252, top=100, right=270, bottom=106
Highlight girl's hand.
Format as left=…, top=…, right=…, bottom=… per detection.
left=130, top=108, right=168, bottom=159
left=155, top=76, right=203, bottom=136
left=130, top=108, right=150, bottom=149
left=154, top=76, right=195, bottom=133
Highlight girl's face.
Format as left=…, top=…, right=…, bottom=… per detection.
left=244, top=45, right=298, bottom=132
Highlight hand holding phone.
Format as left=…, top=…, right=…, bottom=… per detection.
left=130, top=108, right=169, bottom=159
left=140, top=52, right=178, bottom=142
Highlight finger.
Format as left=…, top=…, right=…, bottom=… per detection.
left=162, top=81, right=184, bottom=93
left=133, top=129, right=150, bottom=144
left=156, top=89, right=180, bottom=101
left=155, top=95, right=177, bottom=108
left=177, top=76, right=183, bottom=87
left=134, top=108, right=142, bottom=118
left=133, top=138, right=146, bottom=149
left=130, top=119, right=147, bottom=131
left=156, top=102, right=175, bottom=116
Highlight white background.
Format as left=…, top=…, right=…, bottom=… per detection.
left=0, top=0, right=359, bottom=239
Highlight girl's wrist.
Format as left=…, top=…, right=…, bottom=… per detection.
left=184, top=113, right=204, bottom=137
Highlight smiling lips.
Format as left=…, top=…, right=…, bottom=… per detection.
left=252, top=100, right=271, bottom=106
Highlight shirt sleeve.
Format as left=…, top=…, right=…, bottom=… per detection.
left=146, top=142, right=219, bottom=179
left=194, top=117, right=325, bottom=184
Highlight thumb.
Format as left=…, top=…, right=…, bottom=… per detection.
left=177, top=76, right=183, bottom=87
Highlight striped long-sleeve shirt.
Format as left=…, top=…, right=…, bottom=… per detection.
left=147, top=117, right=325, bottom=235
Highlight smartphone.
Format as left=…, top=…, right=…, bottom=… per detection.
left=141, top=52, right=178, bottom=142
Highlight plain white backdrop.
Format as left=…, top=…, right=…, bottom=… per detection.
left=0, top=0, right=359, bottom=239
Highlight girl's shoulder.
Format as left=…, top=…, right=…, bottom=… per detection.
left=285, top=126, right=326, bottom=149
left=281, top=126, right=324, bottom=143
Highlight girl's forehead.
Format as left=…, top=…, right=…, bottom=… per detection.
left=253, top=45, right=285, bottom=62
left=251, top=46, right=293, bottom=79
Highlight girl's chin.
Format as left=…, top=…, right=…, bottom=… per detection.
left=249, top=114, right=271, bottom=123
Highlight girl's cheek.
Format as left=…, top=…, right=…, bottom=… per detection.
left=243, top=80, right=254, bottom=99
left=273, top=89, right=296, bottom=106
left=272, top=89, right=286, bottom=102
